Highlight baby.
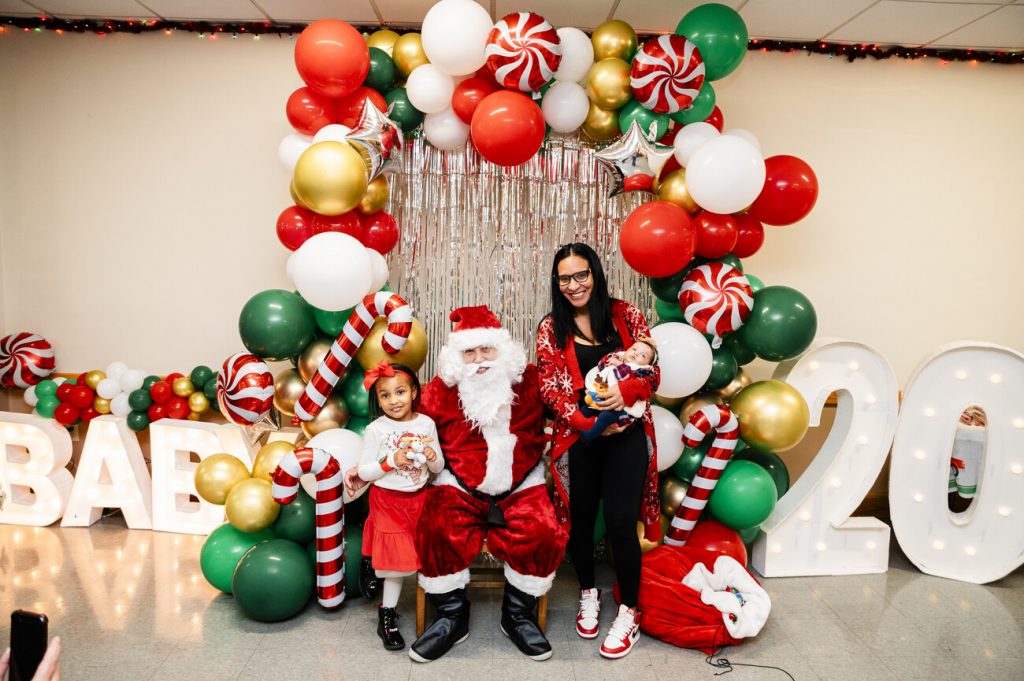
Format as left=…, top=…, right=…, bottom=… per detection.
left=579, top=338, right=657, bottom=444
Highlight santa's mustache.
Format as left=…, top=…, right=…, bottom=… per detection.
left=458, top=360, right=498, bottom=379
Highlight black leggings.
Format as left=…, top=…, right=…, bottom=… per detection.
left=567, top=423, right=648, bottom=607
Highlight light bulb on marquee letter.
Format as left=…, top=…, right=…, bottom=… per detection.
left=0, top=412, right=74, bottom=526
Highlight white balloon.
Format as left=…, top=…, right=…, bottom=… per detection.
left=423, top=107, right=470, bottom=151
left=421, top=0, right=493, bottom=76
left=650, top=323, right=713, bottom=399
left=553, top=27, right=595, bottom=84
left=724, top=128, right=761, bottom=154
left=366, top=249, right=390, bottom=293
left=672, top=122, right=719, bottom=167
left=406, top=64, right=456, bottom=115
left=24, top=385, right=39, bottom=407
left=285, top=252, right=297, bottom=286
left=291, top=232, right=372, bottom=311
left=278, top=133, right=313, bottom=174
left=306, top=428, right=369, bottom=502
left=119, top=369, right=145, bottom=393
left=652, top=405, right=686, bottom=471
left=541, top=81, right=589, bottom=133
left=312, top=124, right=353, bottom=144
left=686, top=135, right=767, bottom=214
left=105, top=361, right=128, bottom=379
left=53, top=377, right=67, bottom=386
left=97, top=377, right=122, bottom=400
left=110, top=393, right=132, bottom=417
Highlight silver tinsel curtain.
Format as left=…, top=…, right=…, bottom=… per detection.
left=388, top=135, right=656, bottom=377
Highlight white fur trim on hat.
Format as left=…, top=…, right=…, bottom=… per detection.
left=446, top=327, right=512, bottom=353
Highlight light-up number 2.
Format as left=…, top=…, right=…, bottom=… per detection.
left=889, top=343, right=1024, bottom=584
left=752, top=339, right=900, bottom=576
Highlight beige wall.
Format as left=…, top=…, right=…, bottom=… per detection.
left=1, top=30, right=1023, bottom=385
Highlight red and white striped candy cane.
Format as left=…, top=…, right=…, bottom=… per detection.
left=664, top=404, right=739, bottom=547
left=271, top=447, right=345, bottom=608
left=294, top=291, right=413, bottom=423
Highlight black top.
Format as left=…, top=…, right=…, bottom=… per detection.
left=574, top=339, right=619, bottom=408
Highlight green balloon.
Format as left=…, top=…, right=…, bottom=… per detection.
left=344, top=523, right=364, bottom=592
left=127, top=388, right=152, bottom=412
left=340, top=365, right=370, bottom=417
left=670, top=81, right=716, bottom=125
left=722, top=332, right=756, bottom=365
left=649, top=269, right=687, bottom=303
left=142, top=375, right=162, bottom=391
left=675, top=3, right=749, bottom=81
left=737, top=286, right=817, bottom=362
left=35, top=395, right=60, bottom=418
left=232, top=539, right=314, bottom=622
left=271, top=488, right=317, bottom=546
left=239, top=289, right=316, bottom=361
left=746, top=274, right=765, bottom=293
left=200, top=523, right=274, bottom=594
left=346, top=416, right=370, bottom=437
left=707, top=460, right=778, bottom=530
left=714, top=253, right=743, bottom=271
left=365, top=47, right=396, bottom=93
left=618, top=100, right=669, bottom=141
left=190, top=365, right=214, bottom=389
left=34, top=379, right=58, bottom=398
left=126, top=411, right=150, bottom=432
left=313, top=305, right=355, bottom=337
left=203, top=377, right=218, bottom=401
left=737, top=525, right=763, bottom=545
left=671, top=437, right=712, bottom=483
left=702, top=346, right=738, bottom=391
left=384, top=88, right=424, bottom=133
left=655, top=298, right=686, bottom=324
left=735, top=448, right=790, bottom=497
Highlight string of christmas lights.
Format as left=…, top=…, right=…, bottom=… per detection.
left=0, top=15, right=1020, bottom=64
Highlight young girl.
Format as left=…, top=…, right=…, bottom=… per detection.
left=343, top=360, right=444, bottom=651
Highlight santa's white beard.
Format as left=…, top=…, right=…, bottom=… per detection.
left=455, top=360, right=517, bottom=430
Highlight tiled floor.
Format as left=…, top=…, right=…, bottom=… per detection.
left=1, top=518, right=1022, bottom=680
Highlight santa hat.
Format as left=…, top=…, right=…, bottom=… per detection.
left=446, top=305, right=511, bottom=352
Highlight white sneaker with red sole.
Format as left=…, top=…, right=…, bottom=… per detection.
left=599, top=604, right=640, bottom=659
left=576, top=588, right=601, bottom=639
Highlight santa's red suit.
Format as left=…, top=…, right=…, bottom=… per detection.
left=414, top=308, right=568, bottom=598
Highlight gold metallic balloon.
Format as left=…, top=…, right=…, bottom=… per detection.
left=730, top=379, right=810, bottom=453
left=679, top=393, right=725, bottom=427
left=188, top=392, right=210, bottom=414
left=653, top=394, right=684, bottom=411
left=356, top=317, right=428, bottom=372
left=187, top=412, right=202, bottom=421
left=358, top=175, right=389, bottom=215
left=367, top=29, right=400, bottom=56
left=172, top=377, right=195, bottom=398
left=290, top=179, right=310, bottom=210
left=581, top=102, right=620, bottom=141
left=225, top=478, right=280, bottom=532
left=194, top=453, right=251, bottom=505
left=659, top=475, right=690, bottom=518
left=293, top=141, right=369, bottom=216
left=252, top=441, right=295, bottom=482
left=300, top=392, right=350, bottom=439
left=637, top=521, right=661, bottom=554
left=591, top=20, right=637, bottom=61
left=712, top=368, right=752, bottom=401
left=392, top=33, right=429, bottom=78
left=585, top=58, right=633, bottom=110
left=84, top=370, right=106, bottom=390
left=273, top=368, right=307, bottom=417
left=93, top=397, right=111, bottom=414
left=298, top=338, right=334, bottom=383
left=656, top=168, right=700, bottom=215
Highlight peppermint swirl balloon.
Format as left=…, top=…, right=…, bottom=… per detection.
left=0, top=333, right=56, bottom=388
left=679, top=263, right=753, bottom=348
left=485, top=12, right=562, bottom=93
left=217, top=353, right=275, bottom=426
left=630, top=35, right=705, bottom=114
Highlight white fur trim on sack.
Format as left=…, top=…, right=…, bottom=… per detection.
left=682, top=555, right=771, bottom=639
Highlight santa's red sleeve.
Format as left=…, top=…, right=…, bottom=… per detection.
left=535, top=316, right=594, bottom=431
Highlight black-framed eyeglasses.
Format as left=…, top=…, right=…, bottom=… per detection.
left=555, top=269, right=591, bottom=287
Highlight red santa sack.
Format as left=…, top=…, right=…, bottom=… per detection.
left=637, top=545, right=767, bottom=655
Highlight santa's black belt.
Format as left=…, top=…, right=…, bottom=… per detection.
left=443, top=466, right=531, bottom=528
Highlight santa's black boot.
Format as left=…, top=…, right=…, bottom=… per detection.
left=408, top=589, right=470, bottom=663
left=359, top=557, right=380, bottom=600
left=377, top=606, right=405, bottom=651
left=500, top=583, right=553, bottom=661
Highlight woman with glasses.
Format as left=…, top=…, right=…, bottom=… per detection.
left=535, top=242, right=660, bottom=660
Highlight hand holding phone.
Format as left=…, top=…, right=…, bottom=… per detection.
left=4, top=611, right=61, bottom=681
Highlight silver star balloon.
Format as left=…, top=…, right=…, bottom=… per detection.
left=594, top=120, right=674, bottom=198
left=346, top=100, right=404, bottom=182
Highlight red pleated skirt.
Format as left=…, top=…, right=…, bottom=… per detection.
left=362, top=485, right=427, bottom=573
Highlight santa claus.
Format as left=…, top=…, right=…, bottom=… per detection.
left=409, top=305, right=568, bottom=663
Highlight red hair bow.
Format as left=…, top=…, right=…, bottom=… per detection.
left=362, top=360, right=395, bottom=391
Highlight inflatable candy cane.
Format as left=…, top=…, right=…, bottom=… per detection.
left=664, top=404, right=739, bottom=547
left=294, top=291, right=412, bottom=423
left=271, top=447, right=345, bottom=608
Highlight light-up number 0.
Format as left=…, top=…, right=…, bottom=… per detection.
left=890, top=343, right=1024, bottom=584
left=752, top=339, right=900, bottom=576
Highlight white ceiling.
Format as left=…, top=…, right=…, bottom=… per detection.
left=0, top=0, right=1021, bottom=50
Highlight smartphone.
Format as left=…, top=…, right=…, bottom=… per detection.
left=10, top=610, right=48, bottom=681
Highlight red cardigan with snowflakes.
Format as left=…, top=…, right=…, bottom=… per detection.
left=535, top=299, right=662, bottom=541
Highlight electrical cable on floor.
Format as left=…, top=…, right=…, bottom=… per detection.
left=705, top=627, right=795, bottom=680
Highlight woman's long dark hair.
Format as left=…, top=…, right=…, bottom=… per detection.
left=548, top=243, right=617, bottom=349
left=366, top=363, right=422, bottom=420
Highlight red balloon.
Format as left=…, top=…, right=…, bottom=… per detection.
left=361, top=211, right=399, bottom=254
left=335, top=86, right=387, bottom=128
left=748, top=155, right=819, bottom=226
left=53, top=403, right=80, bottom=426
left=705, top=105, right=724, bottom=132
left=470, top=91, right=545, bottom=167
left=659, top=154, right=682, bottom=180
left=277, top=205, right=316, bottom=251
left=80, top=407, right=100, bottom=423
left=312, top=211, right=363, bottom=240
left=149, top=381, right=172, bottom=405
left=732, top=214, right=765, bottom=258
left=693, top=212, right=738, bottom=259
left=147, top=403, right=168, bottom=422
left=76, top=372, right=89, bottom=385
left=68, top=385, right=95, bottom=409
left=294, top=19, right=369, bottom=99
left=452, top=77, right=499, bottom=125
left=56, top=382, right=75, bottom=401
left=620, top=201, right=696, bottom=277
left=285, top=86, right=337, bottom=136
left=685, top=519, right=747, bottom=566
left=167, top=396, right=189, bottom=420
left=165, top=372, right=184, bottom=384
left=658, top=124, right=680, bottom=147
